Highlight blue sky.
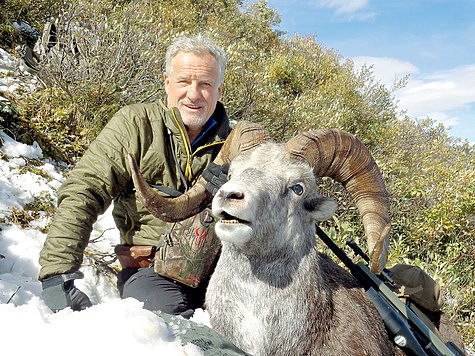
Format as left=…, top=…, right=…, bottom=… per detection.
left=266, top=0, right=475, bottom=143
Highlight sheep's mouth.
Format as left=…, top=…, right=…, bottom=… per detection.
left=218, top=211, right=250, bottom=225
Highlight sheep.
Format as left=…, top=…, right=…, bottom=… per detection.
left=205, top=141, right=395, bottom=355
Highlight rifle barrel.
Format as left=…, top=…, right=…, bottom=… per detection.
left=315, top=225, right=464, bottom=356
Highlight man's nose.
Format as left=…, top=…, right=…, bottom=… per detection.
left=187, top=82, right=201, bottom=101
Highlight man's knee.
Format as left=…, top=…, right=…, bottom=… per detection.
left=118, top=268, right=192, bottom=316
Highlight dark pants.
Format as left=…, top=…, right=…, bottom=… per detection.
left=117, top=267, right=207, bottom=318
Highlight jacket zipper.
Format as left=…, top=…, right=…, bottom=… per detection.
left=171, top=109, right=193, bottom=180
left=170, top=109, right=226, bottom=181
left=124, top=212, right=135, bottom=245
left=192, top=141, right=226, bottom=156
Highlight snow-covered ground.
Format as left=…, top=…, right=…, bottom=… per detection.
left=0, top=48, right=212, bottom=355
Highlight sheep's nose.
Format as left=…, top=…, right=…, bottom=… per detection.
left=222, top=190, right=244, bottom=201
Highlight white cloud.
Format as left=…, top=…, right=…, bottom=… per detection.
left=352, top=57, right=475, bottom=130
left=313, top=0, right=375, bottom=20
left=352, top=56, right=419, bottom=88
left=316, top=0, right=367, bottom=13
left=423, top=112, right=460, bottom=129
left=398, top=65, right=475, bottom=116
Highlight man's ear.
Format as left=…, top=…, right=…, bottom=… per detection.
left=163, top=72, right=170, bottom=95
left=217, top=84, right=223, bottom=100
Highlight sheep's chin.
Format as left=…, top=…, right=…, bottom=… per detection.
left=215, top=221, right=252, bottom=245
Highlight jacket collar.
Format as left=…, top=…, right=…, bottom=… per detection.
left=159, top=97, right=231, bottom=148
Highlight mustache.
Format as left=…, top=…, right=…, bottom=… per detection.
left=179, top=99, right=206, bottom=107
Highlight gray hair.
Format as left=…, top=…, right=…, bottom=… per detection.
left=165, top=34, right=227, bottom=85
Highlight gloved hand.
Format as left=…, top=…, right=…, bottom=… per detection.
left=41, top=271, right=92, bottom=312
left=202, top=163, right=229, bottom=196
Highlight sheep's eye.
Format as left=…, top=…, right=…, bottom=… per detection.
left=291, top=184, right=304, bottom=196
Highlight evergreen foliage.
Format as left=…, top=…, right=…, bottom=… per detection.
left=1, top=0, right=473, bottom=346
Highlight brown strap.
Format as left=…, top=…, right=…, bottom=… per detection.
left=114, top=245, right=156, bottom=269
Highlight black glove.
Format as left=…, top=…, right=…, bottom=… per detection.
left=41, top=271, right=92, bottom=312
left=202, top=163, right=229, bottom=196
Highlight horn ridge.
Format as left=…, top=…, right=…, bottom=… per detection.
left=285, top=128, right=390, bottom=273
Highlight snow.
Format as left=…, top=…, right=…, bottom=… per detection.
left=0, top=50, right=211, bottom=355
left=0, top=48, right=37, bottom=93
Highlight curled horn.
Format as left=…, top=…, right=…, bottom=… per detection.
left=284, top=129, right=390, bottom=273
left=128, top=120, right=272, bottom=223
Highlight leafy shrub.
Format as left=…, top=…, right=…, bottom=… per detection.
left=376, top=117, right=474, bottom=345
left=0, top=0, right=62, bottom=50
left=10, top=0, right=167, bottom=162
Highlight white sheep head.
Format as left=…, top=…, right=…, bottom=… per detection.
left=212, top=142, right=337, bottom=253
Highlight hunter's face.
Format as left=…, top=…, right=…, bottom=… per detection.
left=164, top=51, right=222, bottom=131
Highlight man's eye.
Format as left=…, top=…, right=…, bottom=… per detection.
left=291, top=184, right=304, bottom=196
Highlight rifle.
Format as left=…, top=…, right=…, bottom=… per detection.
left=315, top=224, right=466, bottom=356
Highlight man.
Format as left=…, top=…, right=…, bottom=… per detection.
left=39, top=34, right=231, bottom=318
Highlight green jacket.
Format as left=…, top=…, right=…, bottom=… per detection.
left=39, top=99, right=231, bottom=280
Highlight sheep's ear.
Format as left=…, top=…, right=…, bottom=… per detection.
left=304, top=195, right=337, bottom=221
